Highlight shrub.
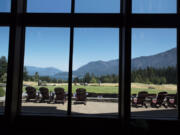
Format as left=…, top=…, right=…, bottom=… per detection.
left=0, top=87, right=5, bottom=97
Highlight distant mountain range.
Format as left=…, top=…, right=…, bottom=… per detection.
left=26, top=48, right=177, bottom=79
left=26, top=66, right=63, bottom=76
left=131, top=48, right=176, bottom=70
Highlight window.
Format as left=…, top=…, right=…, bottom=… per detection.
left=0, top=0, right=11, bottom=12
left=27, top=0, right=71, bottom=13
left=21, top=27, right=70, bottom=116
left=132, top=0, right=177, bottom=14
left=75, top=0, right=120, bottom=13
left=131, top=28, right=178, bottom=119
left=0, top=27, right=9, bottom=114
left=0, top=0, right=180, bottom=127
left=72, top=28, right=119, bottom=116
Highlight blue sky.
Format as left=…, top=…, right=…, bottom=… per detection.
left=0, top=27, right=177, bottom=71
left=73, top=28, right=119, bottom=70
left=0, top=0, right=177, bottom=13
left=25, top=28, right=119, bottom=71
left=75, top=0, right=120, bottom=13
left=0, top=27, right=9, bottom=58
left=0, top=1, right=178, bottom=71
left=25, top=28, right=70, bottom=71
left=27, top=0, right=71, bottom=13
left=27, top=0, right=120, bottom=13
left=0, top=0, right=11, bottom=12
left=132, top=29, right=176, bottom=58
left=132, top=0, right=176, bottom=13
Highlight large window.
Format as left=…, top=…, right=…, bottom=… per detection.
left=72, top=28, right=119, bottom=116
left=0, top=0, right=180, bottom=126
left=131, top=28, right=178, bottom=119
left=21, top=27, right=70, bottom=116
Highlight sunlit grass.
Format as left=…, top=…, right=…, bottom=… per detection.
left=22, top=82, right=177, bottom=94
left=23, top=85, right=118, bottom=94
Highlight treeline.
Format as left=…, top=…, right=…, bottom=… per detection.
left=131, top=67, right=177, bottom=84
left=0, top=56, right=7, bottom=83
left=24, top=70, right=67, bottom=83
left=74, top=67, right=177, bottom=84
left=73, top=73, right=119, bottom=83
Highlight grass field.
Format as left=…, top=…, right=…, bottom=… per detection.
left=23, top=82, right=177, bottom=94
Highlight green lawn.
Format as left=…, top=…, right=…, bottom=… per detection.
left=23, top=85, right=118, bottom=93
left=23, top=85, right=177, bottom=94
left=131, top=88, right=176, bottom=94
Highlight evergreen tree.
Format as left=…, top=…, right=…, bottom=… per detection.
left=0, top=56, right=7, bottom=82
left=73, top=77, right=79, bottom=83
left=34, top=72, right=39, bottom=82
left=23, top=67, right=29, bottom=81
left=84, top=73, right=91, bottom=83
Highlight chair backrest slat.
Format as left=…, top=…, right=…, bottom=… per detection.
left=76, top=88, right=86, bottom=101
left=26, top=86, right=37, bottom=99
left=54, top=87, right=65, bottom=100
left=157, top=92, right=168, bottom=100
left=39, top=87, right=49, bottom=99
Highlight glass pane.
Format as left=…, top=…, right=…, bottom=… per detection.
left=0, top=0, right=11, bottom=12
left=131, top=28, right=178, bottom=119
left=75, top=0, right=120, bottom=13
left=0, top=27, right=9, bottom=114
left=27, top=0, right=71, bottom=13
left=72, top=28, right=119, bottom=117
left=21, top=27, right=70, bottom=116
left=132, top=0, right=176, bottom=13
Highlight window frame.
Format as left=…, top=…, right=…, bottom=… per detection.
left=0, top=0, right=179, bottom=126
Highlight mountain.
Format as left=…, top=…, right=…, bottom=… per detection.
left=131, top=48, right=177, bottom=70
left=75, top=47, right=177, bottom=76
left=53, top=72, right=69, bottom=80
left=27, top=48, right=176, bottom=79
left=73, top=60, right=119, bottom=77
left=54, top=60, right=119, bottom=79
left=55, top=47, right=177, bottom=79
left=26, top=66, right=63, bottom=77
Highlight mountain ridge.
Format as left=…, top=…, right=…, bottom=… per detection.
left=25, top=66, right=63, bottom=76
left=26, top=47, right=177, bottom=79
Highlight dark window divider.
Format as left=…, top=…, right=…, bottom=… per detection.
left=67, top=0, right=75, bottom=116
left=177, top=0, right=180, bottom=120
left=119, top=0, right=132, bottom=127
left=5, top=0, right=26, bottom=125
left=177, top=27, right=180, bottom=119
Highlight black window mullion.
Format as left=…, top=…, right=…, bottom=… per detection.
left=5, top=0, right=26, bottom=124
left=177, top=0, right=180, bottom=120
left=67, top=27, right=74, bottom=115
left=177, top=27, right=180, bottom=120
left=178, top=0, right=180, bottom=13
left=118, top=28, right=121, bottom=118
left=67, top=0, right=75, bottom=115
left=120, top=0, right=132, bottom=127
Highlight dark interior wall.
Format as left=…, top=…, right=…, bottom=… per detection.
left=0, top=115, right=180, bottom=135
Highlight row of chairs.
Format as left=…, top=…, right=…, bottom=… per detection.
left=25, top=86, right=87, bottom=105
left=131, top=91, right=177, bottom=108
left=25, top=87, right=176, bottom=108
